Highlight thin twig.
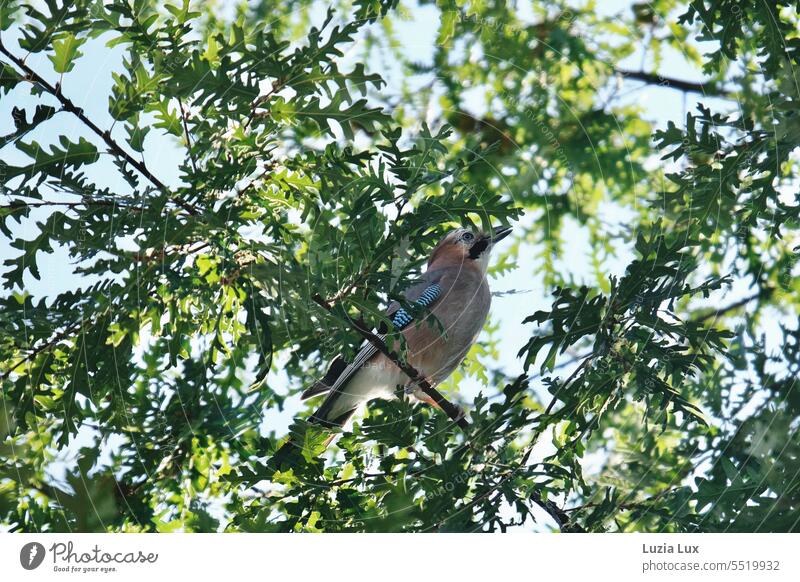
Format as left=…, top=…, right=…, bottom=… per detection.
left=565, top=488, right=671, bottom=513
left=177, top=98, right=198, bottom=173
left=529, top=489, right=576, bottom=529
left=544, top=357, right=591, bottom=415
left=515, top=443, right=581, bottom=530
left=433, top=442, right=580, bottom=531
left=244, top=81, right=281, bottom=129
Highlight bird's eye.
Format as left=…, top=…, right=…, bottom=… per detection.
left=461, top=231, right=475, bottom=242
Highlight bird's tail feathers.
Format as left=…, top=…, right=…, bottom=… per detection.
left=301, top=355, right=348, bottom=400
left=309, top=396, right=358, bottom=429
left=273, top=340, right=383, bottom=471
left=302, top=337, right=382, bottom=404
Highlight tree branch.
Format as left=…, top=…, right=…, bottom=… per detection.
left=565, top=488, right=671, bottom=514
left=311, top=293, right=469, bottom=430
left=2, top=199, right=142, bottom=212
left=516, top=444, right=581, bottom=531
left=693, top=291, right=764, bottom=323
left=432, top=443, right=582, bottom=532
left=0, top=36, right=198, bottom=216
left=529, top=489, right=577, bottom=530
left=614, top=68, right=730, bottom=97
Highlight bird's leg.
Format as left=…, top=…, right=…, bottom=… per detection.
left=322, top=432, right=339, bottom=448
left=404, top=379, right=428, bottom=403
left=413, top=376, right=440, bottom=408
left=418, top=392, right=467, bottom=424
left=407, top=377, right=462, bottom=417
left=417, top=392, right=442, bottom=410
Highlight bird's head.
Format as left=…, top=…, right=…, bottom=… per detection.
left=428, top=225, right=513, bottom=273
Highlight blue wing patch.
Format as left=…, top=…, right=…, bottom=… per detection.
left=390, top=284, right=441, bottom=330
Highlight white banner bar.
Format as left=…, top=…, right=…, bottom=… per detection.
left=1, top=533, right=797, bottom=581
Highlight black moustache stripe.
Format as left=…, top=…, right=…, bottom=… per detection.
left=469, top=239, right=489, bottom=259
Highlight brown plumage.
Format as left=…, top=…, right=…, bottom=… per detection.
left=303, top=225, right=513, bottom=429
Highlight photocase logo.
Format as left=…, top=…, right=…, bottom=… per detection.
left=20, top=542, right=46, bottom=570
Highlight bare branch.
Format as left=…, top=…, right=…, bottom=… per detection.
left=692, top=291, right=764, bottom=323
left=614, top=68, right=730, bottom=97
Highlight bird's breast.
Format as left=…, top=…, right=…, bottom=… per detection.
left=404, top=271, right=491, bottom=381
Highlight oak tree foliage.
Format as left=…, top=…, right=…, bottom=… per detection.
left=0, top=0, right=799, bottom=532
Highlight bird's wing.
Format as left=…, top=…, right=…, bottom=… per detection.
left=307, top=335, right=386, bottom=427
left=302, top=276, right=444, bottom=426
left=300, top=333, right=386, bottom=402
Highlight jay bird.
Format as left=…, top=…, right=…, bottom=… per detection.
left=302, top=225, right=513, bottom=430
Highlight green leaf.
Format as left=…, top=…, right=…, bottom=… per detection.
left=0, top=63, right=21, bottom=95
left=48, top=34, right=86, bottom=74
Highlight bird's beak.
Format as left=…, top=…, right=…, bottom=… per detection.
left=468, top=225, right=513, bottom=260
left=490, top=225, right=513, bottom=243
